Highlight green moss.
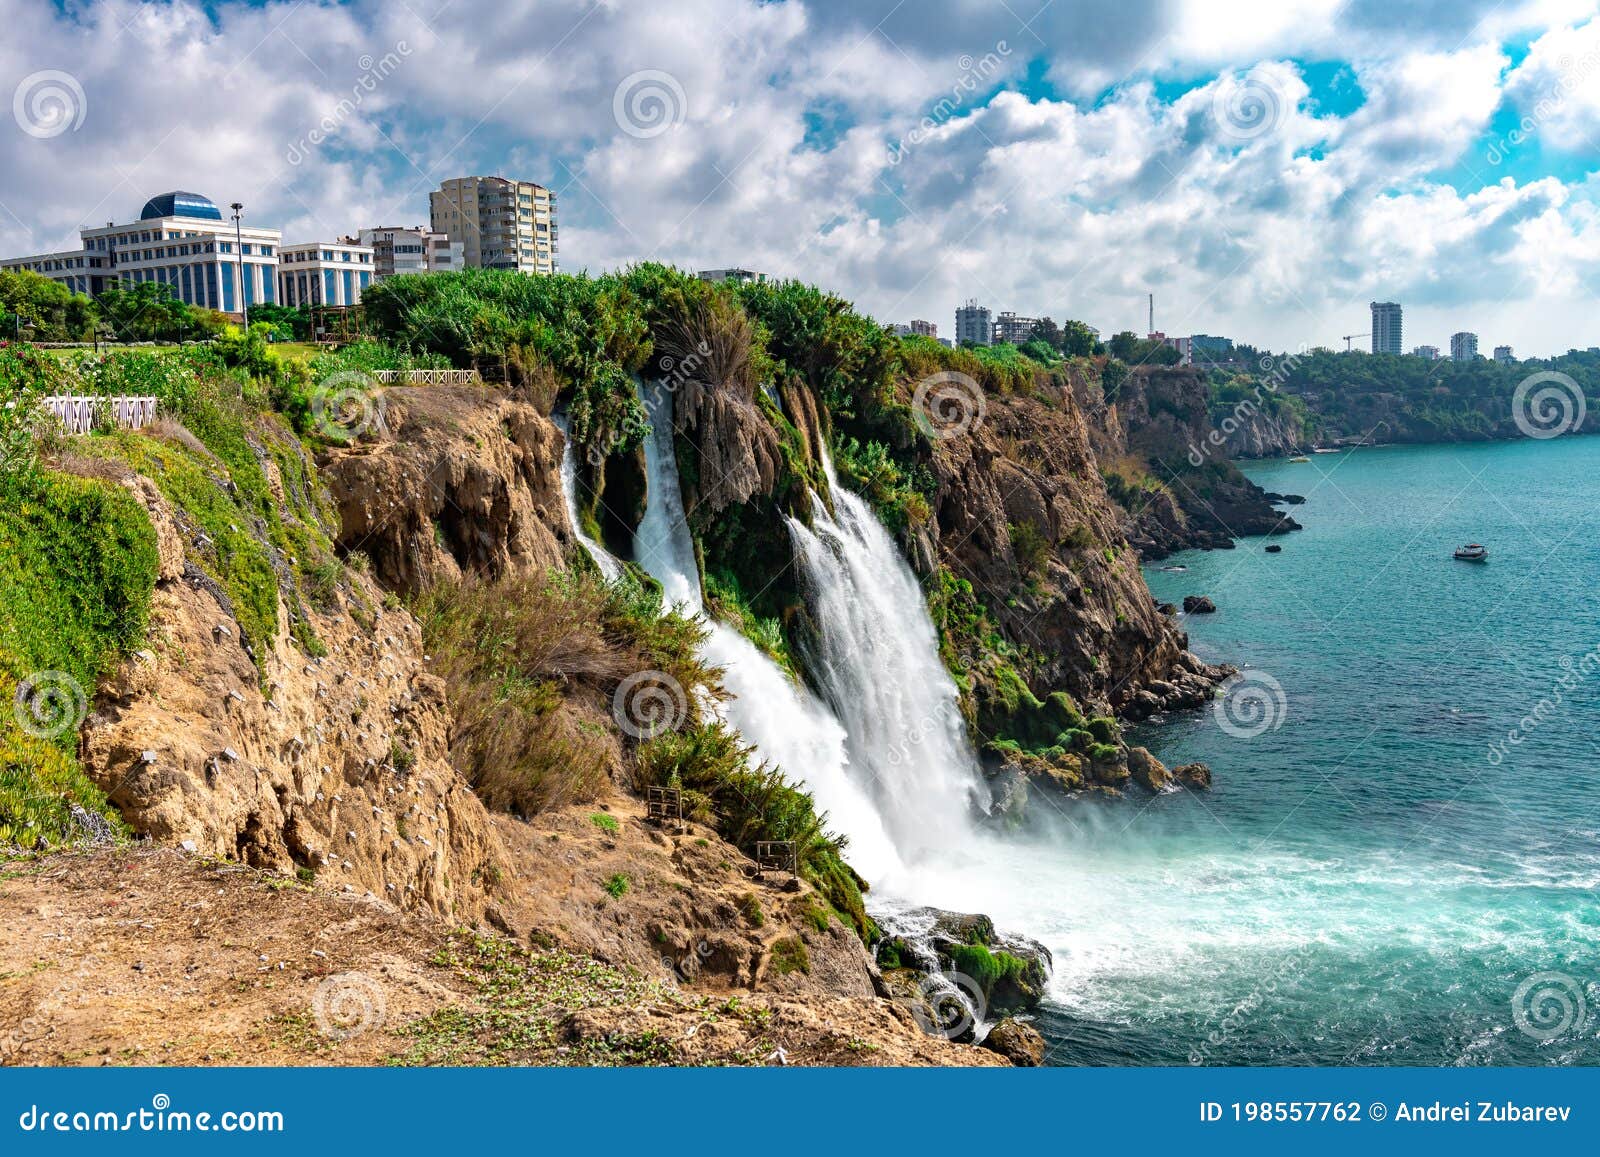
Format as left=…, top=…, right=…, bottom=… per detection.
left=703, top=569, right=796, bottom=676
left=0, top=469, right=157, bottom=848
left=769, top=936, right=810, bottom=976
left=947, top=943, right=1028, bottom=998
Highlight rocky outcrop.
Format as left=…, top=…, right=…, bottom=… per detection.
left=876, top=907, right=1053, bottom=1028
left=79, top=462, right=504, bottom=920
left=1183, top=595, right=1217, bottom=614
left=320, top=385, right=572, bottom=596
left=982, top=1017, right=1047, bottom=1065
left=1083, top=366, right=1302, bottom=558
left=918, top=382, right=1222, bottom=718
left=1219, top=405, right=1309, bottom=459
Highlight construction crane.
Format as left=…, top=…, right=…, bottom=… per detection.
left=1341, top=332, right=1369, bottom=353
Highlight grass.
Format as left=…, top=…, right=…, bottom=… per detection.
left=416, top=567, right=713, bottom=817
left=588, top=812, right=620, bottom=835
left=0, top=467, right=157, bottom=847
left=603, top=872, right=630, bottom=898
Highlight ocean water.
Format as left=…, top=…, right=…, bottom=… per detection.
left=1017, top=437, right=1600, bottom=1065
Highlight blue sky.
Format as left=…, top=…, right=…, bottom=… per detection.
left=5, top=0, right=1600, bottom=355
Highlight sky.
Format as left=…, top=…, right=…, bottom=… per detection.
left=4, top=0, right=1600, bottom=356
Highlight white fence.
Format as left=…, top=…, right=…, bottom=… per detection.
left=41, top=395, right=160, bottom=435
left=369, top=369, right=479, bottom=385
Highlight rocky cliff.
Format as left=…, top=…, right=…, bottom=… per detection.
left=1082, top=365, right=1302, bottom=558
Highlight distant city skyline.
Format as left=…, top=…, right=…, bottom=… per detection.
left=5, top=2, right=1599, bottom=357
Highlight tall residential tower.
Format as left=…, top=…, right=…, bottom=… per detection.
left=1370, top=301, right=1402, bottom=355
left=429, top=176, right=557, bottom=275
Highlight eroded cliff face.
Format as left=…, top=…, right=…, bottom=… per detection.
left=78, top=461, right=504, bottom=921
left=1082, top=366, right=1302, bottom=558
left=915, top=382, right=1219, bottom=718
left=320, top=385, right=573, bottom=595
left=1220, top=405, right=1308, bottom=459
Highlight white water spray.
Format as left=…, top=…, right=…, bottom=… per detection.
left=629, top=382, right=903, bottom=881
left=553, top=412, right=622, bottom=581
left=786, top=450, right=988, bottom=865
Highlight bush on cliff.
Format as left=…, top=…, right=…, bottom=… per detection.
left=634, top=722, right=873, bottom=940
left=418, top=567, right=713, bottom=815
left=0, top=466, right=157, bottom=847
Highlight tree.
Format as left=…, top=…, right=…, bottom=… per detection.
left=0, top=270, right=96, bottom=341
left=1059, top=319, right=1099, bottom=358
left=1028, top=317, right=1062, bottom=349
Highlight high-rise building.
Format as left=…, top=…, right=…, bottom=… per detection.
left=992, top=311, right=1038, bottom=345
left=1493, top=345, right=1514, bottom=364
left=1, top=190, right=280, bottom=316
left=429, top=176, right=557, bottom=275
left=1451, top=332, right=1479, bottom=361
left=1370, top=301, right=1403, bottom=355
left=955, top=300, right=991, bottom=346
left=276, top=240, right=375, bottom=308
left=908, top=319, right=936, bottom=338
left=358, top=226, right=462, bottom=279
left=1412, top=345, right=1440, bottom=360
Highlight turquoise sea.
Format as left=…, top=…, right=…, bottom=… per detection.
left=1025, top=436, right=1600, bottom=1065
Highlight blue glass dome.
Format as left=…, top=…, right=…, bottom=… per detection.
left=139, top=191, right=223, bottom=221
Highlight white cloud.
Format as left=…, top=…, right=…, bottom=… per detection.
left=1, top=0, right=1599, bottom=354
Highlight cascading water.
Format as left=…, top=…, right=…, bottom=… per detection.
left=552, top=412, right=622, bottom=581
left=785, top=449, right=989, bottom=864
left=628, top=381, right=903, bottom=881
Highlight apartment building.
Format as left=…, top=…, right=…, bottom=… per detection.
left=1370, top=301, right=1403, bottom=355
left=2, top=190, right=280, bottom=315
left=1451, top=331, right=1479, bottom=361
left=276, top=240, right=375, bottom=308
left=429, top=177, right=557, bottom=274
left=358, top=226, right=462, bottom=279
left=698, top=268, right=768, bottom=285
left=955, top=300, right=991, bottom=346
left=992, top=311, right=1038, bottom=345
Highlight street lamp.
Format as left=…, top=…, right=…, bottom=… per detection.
left=230, top=201, right=246, bottom=326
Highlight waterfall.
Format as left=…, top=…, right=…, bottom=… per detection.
left=552, top=412, right=622, bottom=581
left=785, top=449, right=988, bottom=864
left=629, top=382, right=903, bottom=881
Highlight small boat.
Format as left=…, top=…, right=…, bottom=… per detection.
left=1453, top=543, right=1488, bottom=562
left=1289, top=455, right=1310, bottom=462
left=1313, top=447, right=1340, bottom=454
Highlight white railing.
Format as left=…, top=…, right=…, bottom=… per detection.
left=369, top=368, right=479, bottom=385
left=41, top=395, right=160, bottom=435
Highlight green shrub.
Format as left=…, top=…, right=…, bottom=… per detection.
left=603, top=873, right=630, bottom=898
left=589, top=812, right=620, bottom=835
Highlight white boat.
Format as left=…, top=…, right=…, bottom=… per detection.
left=1453, top=543, right=1488, bottom=562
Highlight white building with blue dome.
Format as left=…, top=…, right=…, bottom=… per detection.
left=2, top=190, right=283, bottom=317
